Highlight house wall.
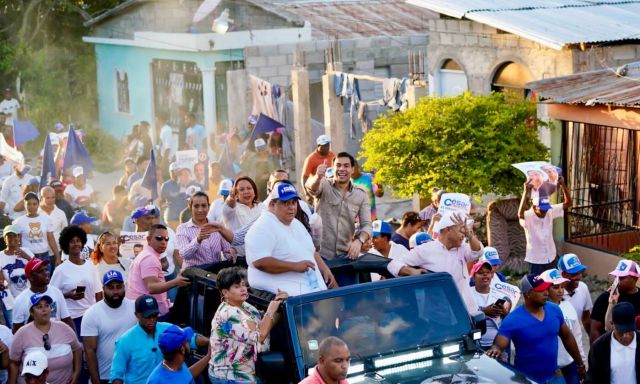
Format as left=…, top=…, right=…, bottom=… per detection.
left=93, top=43, right=241, bottom=139
left=91, top=0, right=297, bottom=39
left=426, top=19, right=575, bottom=95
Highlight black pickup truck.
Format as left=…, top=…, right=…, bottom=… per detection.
left=180, top=255, right=534, bottom=384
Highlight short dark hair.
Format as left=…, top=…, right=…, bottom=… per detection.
left=333, top=152, right=355, bottom=167
left=216, top=267, right=247, bottom=292
left=148, top=224, right=167, bottom=237
left=188, top=191, right=210, bottom=208
left=375, top=233, right=391, bottom=241
left=318, top=336, right=348, bottom=358
left=59, top=225, right=88, bottom=254
left=401, top=211, right=422, bottom=227
left=23, top=191, right=39, bottom=202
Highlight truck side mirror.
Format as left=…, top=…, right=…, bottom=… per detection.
left=470, top=311, right=487, bottom=335
left=256, top=351, right=285, bottom=384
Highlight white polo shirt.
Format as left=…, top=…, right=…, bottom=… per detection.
left=563, top=281, right=593, bottom=320
left=519, top=204, right=564, bottom=264
left=611, top=332, right=636, bottom=384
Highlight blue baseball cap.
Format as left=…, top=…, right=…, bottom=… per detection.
left=372, top=220, right=392, bottom=237
left=409, top=232, right=432, bottom=249
left=158, top=325, right=195, bottom=353
left=536, top=196, right=552, bottom=212
left=557, top=253, right=587, bottom=274
left=131, top=206, right=157, bottom=221
left=481, top=247, right=501, bottom=266
left=268, top=183, right=300, bottom=202
left=103, top=270, right=124, bottom=286
left=70, top=210, right=96, bottom=225
left=30, top=292, right=53, bottom=308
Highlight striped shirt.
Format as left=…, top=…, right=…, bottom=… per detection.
left=176, top=219, right=231, bottom=269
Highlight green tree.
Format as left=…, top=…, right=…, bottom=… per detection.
left=360, top=92, right=549, bottom=197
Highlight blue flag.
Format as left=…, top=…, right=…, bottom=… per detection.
left=40, top=134, right=57, bottom=189
left=141, top=149, right=159, bottom=201
left=249, top=113, right=283, bottom=144
left=63, top=127, right=94, bottom=173
left=12, top=121, right=40, bottom=145
left=218, top=144, right=237, bottom=179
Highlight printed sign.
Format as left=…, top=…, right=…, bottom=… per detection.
left=437, top=193, right=471, bottom=215
left=512, top=161, right=563, bottom=197
left=119, top=231, right=148, bottom=261
left=488, top=280, right=521, bottom=313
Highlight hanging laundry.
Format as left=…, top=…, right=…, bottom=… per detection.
left=333, top=72, right=345, bottom=97
left=357, top=101, right=371, bottom=134
left=399, top=78, right=409, bottom=112
left=250, top=75, right=276, bottom=119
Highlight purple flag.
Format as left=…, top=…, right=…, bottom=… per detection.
left=63, top=127, right=94, bottom=172
left=12, top=121, right=39, bottom=145
left=250, top=113, right=283, bottom=144
left=141, top=149, right=159, bottom=201
left=40, top=134, right=57, bottom=189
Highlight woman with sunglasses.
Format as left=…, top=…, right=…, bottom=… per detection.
left=50, top=226, right=103, bottom=337
left=91, top=232, right=129, bottom=284
left=8, top=293, right=82, bottom=384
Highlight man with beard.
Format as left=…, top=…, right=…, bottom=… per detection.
left=81, top=270, right=136, bottom=384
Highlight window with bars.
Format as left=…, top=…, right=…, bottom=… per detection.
left=563, top=121, right=640, bottom=254
left=116, top=70, right=130, bottom=114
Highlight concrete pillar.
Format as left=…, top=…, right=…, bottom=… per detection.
left=200, top=66, right=216, bottom=159
left=322, top=63, right=344, bottom=153
left=226, top=69, right=251, bottom=134
left=406, top=83, right=428, bottom=109
left=291, top=66, right=312, bottom=190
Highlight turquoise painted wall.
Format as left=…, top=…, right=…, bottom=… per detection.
left=93, top=43, right=242, bottom=139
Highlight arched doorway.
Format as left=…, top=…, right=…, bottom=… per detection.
left=491, top=62, right=533, bottom=99
left=438, top=59, right=468, bottom=96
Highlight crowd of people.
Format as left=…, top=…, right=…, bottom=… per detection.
left=0, top=106, right=635, bottom=384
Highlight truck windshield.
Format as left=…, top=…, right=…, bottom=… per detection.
left=291, top=278, right=471, bottom=369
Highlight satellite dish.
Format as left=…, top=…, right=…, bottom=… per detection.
left=192, top=0, right=221, bottom=24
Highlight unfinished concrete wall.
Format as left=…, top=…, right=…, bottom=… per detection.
left=573, top=45, right=640, bottom=73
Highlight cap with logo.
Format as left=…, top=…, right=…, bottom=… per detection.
left=372, top=220, right=392, bottom=237
left=158, top=324, right=195, bottom=353
left=612, top=302, right=637, bottom=333
left=131, top=205, right=157, bottom=221
left=103, top=270, right=124, bottom=286
left=135, top=295, right=160, bottom=317
left=218, top=179, right=233, bottom=197
left=30, top=292, right=53, bottom=308
left=609, top=260, right=640, bottom=277
left=480, top=247, right=501, bottom=266
left=409, top=232, right=432, bottom=249
left=268, top=183, right=300, bottom=202
left=169, top=162, right=179, bottom=172
left=70, top=210, right=96, bottom=225
left=316, top=135, right=331, bottom=146
left=254, top=138, right=267, bottom=150
left=539, top=268, right=570, bottom=285
left=557, top=253, right=587, bottom=274
left=25, top=258, right=50, bottom=278
left=519, top=274, right=552, bottom=293
left=21, top=350, right=48, bottom=377
left=185, top=185, right=202, bottom=196
left=536, top=196, right=552, bottom=212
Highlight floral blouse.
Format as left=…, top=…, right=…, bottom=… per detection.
left=209, top=301, right=269, bottom=382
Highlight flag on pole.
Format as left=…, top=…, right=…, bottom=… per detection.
left=63, top=127, right=93, bottom=172
left=249, top=113, right=283, bottom=144
left=12, top=121, right=40, bottom=145
left=40, top=133, right=57, bottom=189
left=218, top=144, right=237, bottom=179
left=141, top=149, right=159, bottom=201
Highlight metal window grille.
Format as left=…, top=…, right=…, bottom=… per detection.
left=563, top=121, right=639, bottom=254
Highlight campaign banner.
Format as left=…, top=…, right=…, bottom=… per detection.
left=437, top=193, right=471, bottom=215
left=119, top=231, right=147, bottom=261
left=488, top=280, right=521, bottom=313
left=512, top=161, right=562, bottom=197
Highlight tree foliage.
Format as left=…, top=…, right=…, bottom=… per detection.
left=360, top=92, right=549, bottom=198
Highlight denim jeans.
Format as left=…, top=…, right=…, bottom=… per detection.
left=561, top=362, right=580, bottom=384
left=529, top=260, right=556, bottom=275
left=209, top=378, right=256, bottom=384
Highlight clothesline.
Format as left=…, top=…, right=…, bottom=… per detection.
left=327, top=70, right=386, bottom=83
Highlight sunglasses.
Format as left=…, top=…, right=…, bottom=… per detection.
left=154, top=236, right=170, bottom=242
left=43, top=334, right=51, bottom=351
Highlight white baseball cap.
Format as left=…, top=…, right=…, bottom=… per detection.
left=433, top=212, right=459, bottom=233
left=218, top=179, right=233, bottom=196
left=254, top=138, right=267, bottom=150
left=316, top=135, right=331, bottom=146
left=21, top=350, right=48, bottom=377
left=72, top=166, right=84, bottom=178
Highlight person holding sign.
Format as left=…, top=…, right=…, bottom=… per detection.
left=470, top=261, right=506, bottom=351
left=386, top=211, right=483, bottom=313
left=518, top=176, right=572, bottom=275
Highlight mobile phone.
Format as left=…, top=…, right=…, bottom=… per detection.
left=75, top=286, right=86, bottom=294
left=611, top=277, right=620, bottom=295
left=494, top=298, right=506, bottom=307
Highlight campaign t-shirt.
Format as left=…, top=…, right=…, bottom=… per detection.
left=12, top=286, right=70, bottom=325
left=146, top=362, right=194, bottom=384
left=81, top=299, right=137, bottom=380
left=0, top=248, right=33, bottom=297
left=63, top=184, right=94, bottom=208
left=49, top=260, right=102, bottom=319
left=591, top=289, right=640, bottom=323
left=13, top=214, right=53, bottom=255
left=499, top=302, right=564, bottom=382
left=246, top=212, right=326, bottom=296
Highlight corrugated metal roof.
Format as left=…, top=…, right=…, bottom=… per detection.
left=263, top=0, right=439, bottom=39
left=407, top=0, right=640, bottom=50
left=527, top=61, right=640, bottom=107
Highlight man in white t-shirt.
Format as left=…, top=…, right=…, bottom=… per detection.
left=558, top=253, right=593, bottom=335
left=0, top=88, right=20, bottom=125
left=0, top=165, right=30, bottom=220
left=64, top=166, right=96, bottom=209
left=369, top=220, right=409, bottom=260
left=246, top=183, right=335, bottom=296
left=82, top=270, right=136, bottom=384
left=38, top=186, right=68, bottom=255
left=11, top=258, right=74, bottom=334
